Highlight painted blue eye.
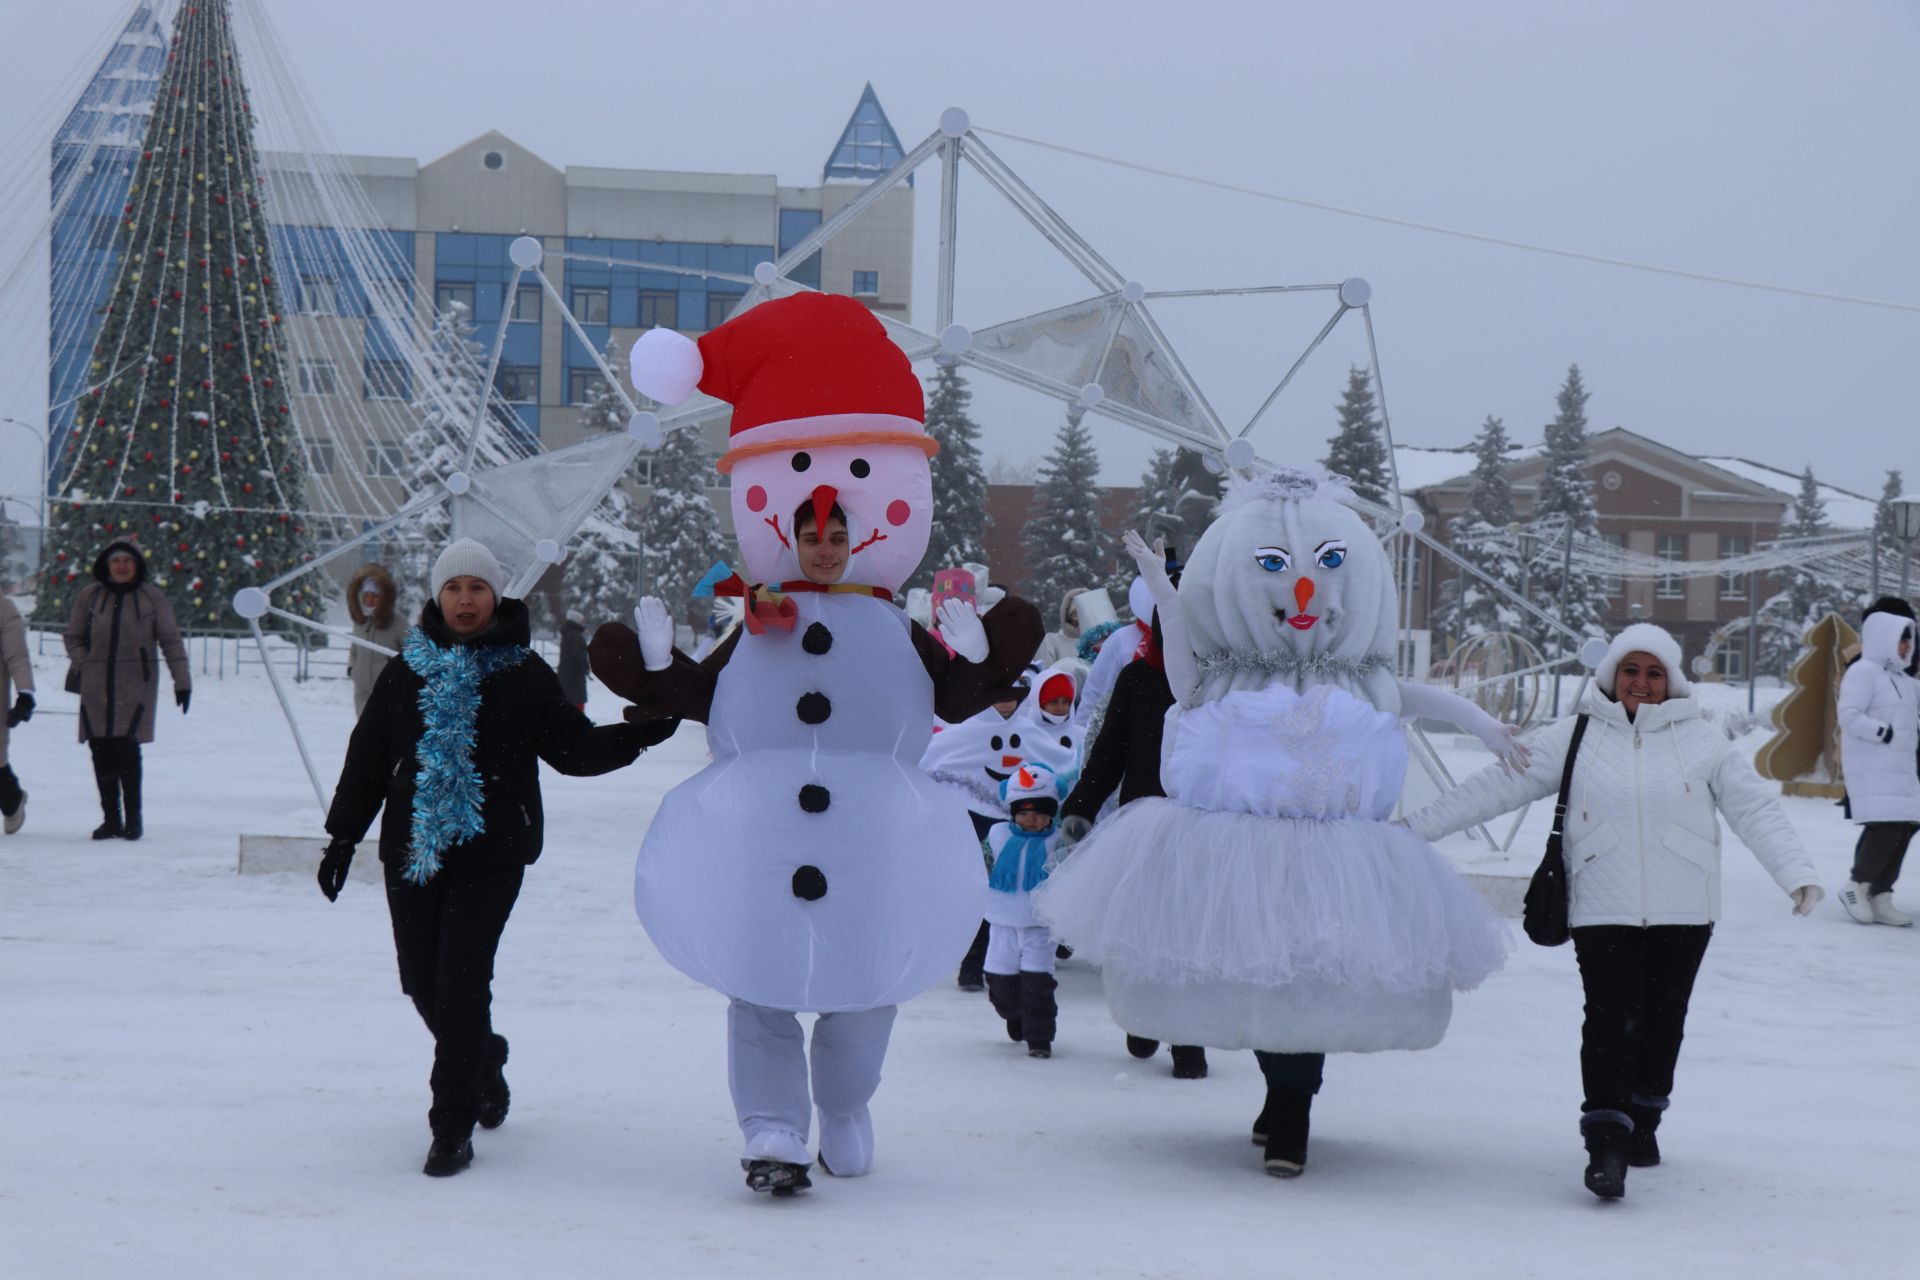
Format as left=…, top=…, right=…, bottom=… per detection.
left=1318, top=548, right=1345, bottom=569
left=1314, top=540, right=1348, bottom=570
left=1254, top=546, right=1290, bottom=573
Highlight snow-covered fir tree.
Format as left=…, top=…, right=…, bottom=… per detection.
left=1525, top=365, right=1608, bottom=652
left=638, top=424, right=730, bottom=628
left=1431, top=416, right=1526, bottom=648
left=1760, top=466, right=1855, bottom=676
left=1022, top=404, right=1111, bottom=624
left=1123, top=445, right=1221, bottom=601
left=563, top=336, right=643, bottom=625
left=35, top=0, right=322, bottom=631
left=1872, top=468, right=1905, bottom=599
left=1322, top=366, right=1391, bottom=506
left=912, top=362, right=990, bottom=590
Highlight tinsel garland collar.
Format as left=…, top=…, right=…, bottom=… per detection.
left=1196, top=647, right=1393, bottom=683
left=400, top=624, right=529, bottom=884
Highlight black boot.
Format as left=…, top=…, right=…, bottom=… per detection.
left=1125, top=1035, right=1160, bottom=1059
left=423, top=1132, right=475, bottom=1177
left=478, top=1035, right=510, bottom=1130
left=984, top=972, right=1023, bottom=1042
left=1018, top=971, right=1058, bottom=1056
left=957, top=920, right=989, bottom=992
left=119, top=748, right=142, bottom=841
left=1260, top=1087, right=1313, bottom=1177
left=1626, top=1098, right=1664, bottom=1167
left=1582, top=1112, right=1632, bottom=1199
left=743, top=1158, right=812, bottom=1196
left=90, top=754, right=123, bottom=840
left=1170, top=1045, right=1209, bottom=1079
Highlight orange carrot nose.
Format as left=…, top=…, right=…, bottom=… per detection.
left=1294, top=576, right=1316, bottom=612
left=1001, top=755, right=1023, bottom=768
left=810, top=485, right=839, bottom=540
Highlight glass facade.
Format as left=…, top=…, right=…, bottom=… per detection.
left=778, top=208, right=823, bottom=289
left=560, top=237, right=771, bottom=395
left=432, top=232, right=544, bottom=435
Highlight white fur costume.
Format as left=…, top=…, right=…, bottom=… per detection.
left=1035, top=469, right=1511, bottom=1053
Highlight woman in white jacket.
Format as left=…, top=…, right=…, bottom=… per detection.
left=1403, top=623, right=1821, bottom=1200
left=1836, top=610, right=1920, bottom=926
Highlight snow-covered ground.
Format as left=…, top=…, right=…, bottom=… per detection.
left=3, top=645, right=1916, bottom=1278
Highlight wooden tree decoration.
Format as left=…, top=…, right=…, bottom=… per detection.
left=1754, top=611, right=1858, bottom=798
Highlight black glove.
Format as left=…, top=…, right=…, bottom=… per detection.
left=317, top=839, right=354, bottom=902
left=175, top=688, right=191, bottom=714
left=623, top=711, right=681, bottom=748
left=5, top=692, right=31, bottom=727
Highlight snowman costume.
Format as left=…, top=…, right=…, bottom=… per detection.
left=921, top=700, right=1029, bottom=830
left=590, top=295, right=1041, bottom=1191
left=1036, top=468, right=1518, bottom=1057
left=1010, top=663, right=1088, bottom=784
left=983, top=763, right=1072, bottom=1054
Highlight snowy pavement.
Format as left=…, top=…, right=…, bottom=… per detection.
left=2, top=663, right=1916, bottom=1277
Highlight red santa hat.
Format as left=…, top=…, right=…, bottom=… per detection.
left=627, top=292, right=932, bottom=475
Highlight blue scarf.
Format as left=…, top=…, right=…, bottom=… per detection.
left=990, top=825, right=1056, bottom=894
left=401, top=626, right=529, bottom=885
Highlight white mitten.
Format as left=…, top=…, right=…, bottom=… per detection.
left=1121, top=529, right=1177, bottom=610
left=633, top=598, right=674, bottom=671
left=1790, top=885, right=1824, bottom=916
left=936, top=598, right=989, bottom=662
left=1482, top=723, right=1532, bottom=776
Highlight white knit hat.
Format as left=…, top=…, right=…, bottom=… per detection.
left=1594, top=623, right=1692, bottom=697
left=430, top=538, right=505, bottom=599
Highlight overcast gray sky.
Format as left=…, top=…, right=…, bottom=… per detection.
left=3, top=0, right=1914, bottom=515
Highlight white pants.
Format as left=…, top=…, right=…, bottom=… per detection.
left=726, top=999, right=897, bottom=1175
left=985, top=923, right=1057, bottom=976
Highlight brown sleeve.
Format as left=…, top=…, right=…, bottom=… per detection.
left=589, top=622, right=740, bottom=725
left=912, top=595, right=1045, bottom=724
left=150, top=589, right=191, bottom=691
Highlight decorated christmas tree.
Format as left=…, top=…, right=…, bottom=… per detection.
left=35, top=0, right=319, bottom=631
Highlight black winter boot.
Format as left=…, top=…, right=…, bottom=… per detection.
left=1581, top=1112, right=1632, bottom=1199
left=1260, top=1087, right=1313, bottom=1177
left=1626, top=1098, right=1665, bottom=1167
left=478, top=1035, right=510, bottom=1130
left=1125, top=1035, right=1160, bottom=1059
left=118, top=747, right=142, bottom=841
left=90, top=756, right=123, bottom=840
left=1018, top=971, right=1058, bottom=1055
left=423, top=1132, right=475, bottom=1177
left=1170, top=1045, right=1209, bottom=1079
left=743, top=1158, right=812, bottom=1196
left=985, top=972, right=1022, bottom=1042
left=957, top=921, right=989, bottom=992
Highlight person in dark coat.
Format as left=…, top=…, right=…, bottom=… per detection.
left=61, top=540, right=191, bottom=840
left=556, top=612, right=590, bottom=710
left=1058, top=606, right=1210, bottom=1080
left=318, top=538, right=678, bottom=1178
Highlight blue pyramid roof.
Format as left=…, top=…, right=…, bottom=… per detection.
left=822, top=83, right=911, bottom=186
left=55, top=2, right=173, bottom=150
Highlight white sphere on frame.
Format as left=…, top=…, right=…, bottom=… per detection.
left=1339, top=277, right=1372, bottom=309
left=1398, top=508, right=1426, bottom=534
left=754, top=261, right=778, bottom=285
left=443, top=471, right=471, bottom=495
left=939, top=107, right=970, bottom=138
left=1691, top=654, right=1714, bottom=677
left=231, top=586, right=268, bottom=620
left=1201, top=453, right=1226, bottom=476
left=535, top=539, right=565, bottom=564
left=1223, top=438, right=1258, bottom=470
left=939, top=324, right=971, bottom=357
left=508, top=236, right=543, bottom=269
left=1579, top=637, right=1611, bottom=670
left=1121, top=280, right=1146, bottom=304
left=627, top=411, right=662, bottom=448
left=1077, top=382, right=1104, bottom=409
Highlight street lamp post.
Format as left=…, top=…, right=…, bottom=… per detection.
left=1894, top=496, right=1920, bottom=602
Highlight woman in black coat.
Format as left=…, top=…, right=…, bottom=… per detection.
left=318, top=540, right=677, bottom=1177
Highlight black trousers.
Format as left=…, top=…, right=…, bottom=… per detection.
left=1849, top=822, right=1916, bottom=896
left=383, top=858, right=524, bottom=1139
left=959, top=810, right=998, bottom=978
left=1255, top=1050, right=1325, bottom=1095
left=88, top=736, right=141, bottom=817
left=0, top=764, right=20, bottom=815
left=1571, top=924, right=1711, bottom=1128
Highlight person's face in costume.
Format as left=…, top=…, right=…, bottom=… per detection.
left=795, top=506, right=849, bottom=584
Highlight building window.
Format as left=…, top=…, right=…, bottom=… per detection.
left=301, top=438, right=336, bottom=476
left=496, top=366, right=539, bottom=403
left=852, top=270, right=879, bottom=296
left=1719, top=535, right=1749, bottom=599
left=482, top=150, right=506, bottom=172
left=1715, top=639, right=1747, bottom=679
left=297, top=359, right=338, bottom=396
left=511, top=284, right=541, bottom=323
left=706, top=292, right=741, bottom=330
left=631, top=453, right=654, bottom=486
left=434, top=282, right=475, bottom=316
left=365, top=442, right=406, bottom=477
left=299, top=275, right=339, bottom=316
left=568, top=368, right=607, bottom=406
left=1656, top=533, right=1686, bottom=599
left=639, top=290, right=677, bottom=329
left=1601, top=531, right=1626, bottom=596
left=569, top=287, right=609, bottom=325
left=363, top=359, right=409, bottom=401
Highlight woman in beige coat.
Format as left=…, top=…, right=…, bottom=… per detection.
left=345, top=564, right=406, bottom=719
left=0, top=592, right=34, bottom=833
left=62, top=540, right=190, bottom=840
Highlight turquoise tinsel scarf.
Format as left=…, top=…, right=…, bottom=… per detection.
left=401, top=627, right=529, bottom=885
left=990, top=826, right=1056, bottom=894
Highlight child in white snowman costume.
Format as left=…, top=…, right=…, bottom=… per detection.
left=590, top=293, right=1043, bottom=1197
left=1036, top=466, right=1524, bottom=1177
left=983, top=762, right=1072, bottom=1057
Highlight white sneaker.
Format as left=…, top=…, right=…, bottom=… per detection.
left=1870, top=893, right=1914, bottom=927
left=1839, top=882, right=1876, bottom=924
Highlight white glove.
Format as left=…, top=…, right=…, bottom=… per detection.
left=1060, top=814, right=1092, bottom=845
left=936, top=597, right=989, bottom=663
left=633, top=598, right=674, bottom=672
left=1122, top=530, right=1177, bottom=610
left=1481, top=723, right=1532, bottom=776
left=1790, top=885, right=1824, bottom=916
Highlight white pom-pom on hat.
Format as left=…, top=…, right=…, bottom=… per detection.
left=629, top=326, right=703, bottom=405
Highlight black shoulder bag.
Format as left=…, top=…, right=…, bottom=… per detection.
left=1522, top=713, right=1590, bottom=947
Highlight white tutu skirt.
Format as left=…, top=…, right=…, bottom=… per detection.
left=1032, top=798, right=1510, bottom=1053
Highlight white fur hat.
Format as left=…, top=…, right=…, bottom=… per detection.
left=1594, top=623, right=1692, bottom=697
left=430, top=538, right=505, bottom=599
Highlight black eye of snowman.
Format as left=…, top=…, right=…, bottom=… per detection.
left=849, top=458, right=871, bottom=479
left=990, top=735, right=1003, bottom=750
left=1009, top=733, right=1022, bottom=749
left=791, top=452, right=811, bottom=472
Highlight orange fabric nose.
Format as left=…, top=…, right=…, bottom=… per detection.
left=1001, top=755, right=1022, bottom=768
left=1294, top=577, right=1316, bottom=612
left=810, top=485, right=839, bottom=540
